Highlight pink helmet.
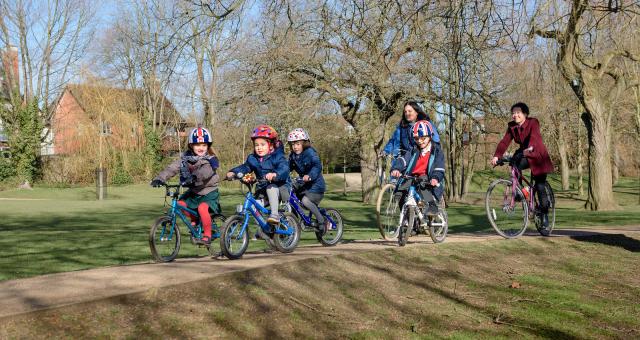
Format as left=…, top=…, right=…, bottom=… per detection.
left=413, top=120, right=435, bottom=138
left=251, top=124, right=278, bottom=140
left=189, top=127, right=212, bottom=145
left=287, top=128, right=310, bottom=142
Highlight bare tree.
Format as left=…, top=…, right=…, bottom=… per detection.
left=532, top=0, right=640, bottom=210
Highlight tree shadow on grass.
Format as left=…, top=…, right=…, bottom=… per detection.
left=564, top=233, right=640, bottom=253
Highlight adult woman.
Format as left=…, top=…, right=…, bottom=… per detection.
left=491, top=102, right=554, bottom=227
left=382, top=100, right=440, bottom=165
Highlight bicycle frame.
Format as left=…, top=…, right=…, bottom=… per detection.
left=508, top=166, right=536, bottom=215
left=287, top=189, right=338, bottom=229
left=234, top=188, right=295, bottom=239
left=162, top=185, right=221, bottom=241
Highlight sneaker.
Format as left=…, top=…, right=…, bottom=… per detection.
left=541, top=213, right=549, bottom=229
left=426, top=202, right=439, bottom=216
left=195, top=236, right=211, bottom=245
left=267, top=215, right=280, bottom=225
left=315, top=220, right=326, bottom=236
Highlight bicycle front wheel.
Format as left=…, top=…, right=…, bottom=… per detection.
left=398, top=206, right=414, bottom=247
left=485, top=179, right=528, bottom=238
left=149, top=216, right=181, bottom=263
left=429, top=199, right=448, bottom=243
left=316, top=208, right=344, bottom=246
left=273, top=212, right=301, bottom=253
left=220, top=215, right=250, bottom=259
left=376, top=183, right=401, bottom=240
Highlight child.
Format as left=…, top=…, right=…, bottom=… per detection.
left=150, top=126, right=221, bottom=245
left=390, top=120, right=445, bottom=216
left=287, top=128, right=326, bottom=232
left=226, top=124, right=290, bottom=224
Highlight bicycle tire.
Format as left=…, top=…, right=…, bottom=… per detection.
left=429, top=199, right=448, bottom=243
left=273, top=212, right=301, bottom=253
left=376, top=183, right=401, bottom=240
left=485, top=179, right=529, bottom=238
left=316, top=208, right=344, bottom=246
left=535, top=183, right=556, bottom=236
left=149, top=215, right=181, bottom=263
left=220, top=215, right=250, bottom=259
left=398, top=206, right=414, bottom=247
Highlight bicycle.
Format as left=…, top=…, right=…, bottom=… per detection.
left=220, top=173, right=301, bottom=259
left=283, top=178, right=344, bottom=246
left=376, top=153, right=402, bottom=240
left=485, top=156, right=556, bottom=238
left=149, top=184, right=226, bottom=262
left=395, top=175, right=448, bottom=246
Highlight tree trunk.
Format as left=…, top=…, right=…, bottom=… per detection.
left=556, top=129, right=570, bottom=191
left=581, top=111, right=618, bottom=210
left=611, top=143, right=619, bottom=186
left=359, top=141, right=378, bottom=204
left=577, top=119, right=584, bottom=197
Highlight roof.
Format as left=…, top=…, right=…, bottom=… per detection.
left=55, top=84, right=182, bottom=125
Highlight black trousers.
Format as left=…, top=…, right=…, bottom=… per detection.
left=394, top=177, right=438, bottom=207
left=511, top=151, right=550, bottom=213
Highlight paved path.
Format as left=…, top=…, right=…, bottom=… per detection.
left=1, top=227, right=638, bottom=319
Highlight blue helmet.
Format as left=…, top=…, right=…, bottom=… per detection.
left=189, top=127, right=212, bottom=145
left=412, top=120, right=435, bottom=138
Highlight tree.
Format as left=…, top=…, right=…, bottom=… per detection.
left=532, top=0, right=640, bottom=210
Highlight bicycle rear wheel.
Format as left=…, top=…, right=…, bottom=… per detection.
left=220, top=215, right=250, bottom=259
left=316, top=208, right=344, bottom=246
left=149, top=216, right=181, bottom=263
left=273, top=212, right=301, bottom=253
left=429, top=199, right=448, bottom=243
left=376, top=183, right=401, bottom=240
left=534, top=183, right=556, bottom=236
left=485, top=179, right=528, bottom=238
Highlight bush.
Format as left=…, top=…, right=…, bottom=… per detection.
left=0, top=156, right=16, bottom=181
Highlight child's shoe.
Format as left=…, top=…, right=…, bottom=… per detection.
left=267, top=214, right=280, bottom=225
left=196, top=236, right=212, bottom=245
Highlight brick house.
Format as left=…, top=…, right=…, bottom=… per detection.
left=0, top=47, right=20, bottom=157
left=46, top=84, right=187, bottom=156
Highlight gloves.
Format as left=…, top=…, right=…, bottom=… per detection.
left=150, top=179, right=165, bottom=187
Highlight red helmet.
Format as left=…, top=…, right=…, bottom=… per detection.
left=251, top=124, right=278, bottom=140
left=412, top=120, right=435, bottom=138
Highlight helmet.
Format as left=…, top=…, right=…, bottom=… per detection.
left=189, top=127, right=212, bottom=145
left=251, top=124, right=278, bottom=140
left=412, top=120, right=435, bottom=138
left=287, top=128, right=310, bottom=142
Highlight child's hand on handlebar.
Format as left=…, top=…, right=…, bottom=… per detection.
left=302, top=175, right=310, bottom=182
left=225, top=172, right=235, bottom=180
left=265, top=173, right=277, bottom=181
left=430, top=178, right=439, bottom=187
left=390, top=170, right=401, bottom=178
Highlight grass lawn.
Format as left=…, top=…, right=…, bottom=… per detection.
left=1, top=236, right=639, bottom=338
left=0, top=173, right=638, bottom=281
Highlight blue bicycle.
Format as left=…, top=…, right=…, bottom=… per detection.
left=284, top=178, right=344, bottom=246
left=149, top=184, right=225, bottom=262
left=220, top=174, right=301, bottom=259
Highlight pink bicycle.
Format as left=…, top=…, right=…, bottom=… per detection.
left=485, top=156, right=556, bottom=238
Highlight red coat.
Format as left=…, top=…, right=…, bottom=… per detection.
left=493, top=117, right=554, bottom=176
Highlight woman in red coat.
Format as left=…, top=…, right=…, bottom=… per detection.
left=491, top=102, right=554, bottom=227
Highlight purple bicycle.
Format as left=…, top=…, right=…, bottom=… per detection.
left=485, top=156, right=556, bottom=238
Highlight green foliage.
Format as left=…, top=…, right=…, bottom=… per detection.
left=143, top=117, right=162, bottom=176
left=0, top=99, right=44, bottom=184
left=110, top=154, right=133, bottom=185
left=0, top=156, right=16, bottom=181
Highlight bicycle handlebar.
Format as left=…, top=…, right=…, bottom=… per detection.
left=399, top=174, right=440, bottom=188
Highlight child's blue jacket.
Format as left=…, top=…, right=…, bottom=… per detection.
left=289, top=146, right=325, bottom=193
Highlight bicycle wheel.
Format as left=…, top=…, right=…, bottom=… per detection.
left=398, top=206, right=414, bottom=247
left=273, top=212, right=301, bottom=253
left=220, top=215, right=250, bottom=259
left=376, top=183, right=401, bottom=240
left=429, top=199, right=448, bottom=243
left=316, top=208, right=344, bottom=246
left=534, top=183, right=556, bottom=236
left=485, top=179, right=529, bottom=238
left=149, top=216, right=181, bottom=263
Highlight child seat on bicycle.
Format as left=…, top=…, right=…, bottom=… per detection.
left=391, top=120, right=445, bottom=216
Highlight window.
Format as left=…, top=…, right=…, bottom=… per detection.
left=101, top=121, right=112, bottom=136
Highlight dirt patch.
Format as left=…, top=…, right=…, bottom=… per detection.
left=1, top=235, right=639, bottom=339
